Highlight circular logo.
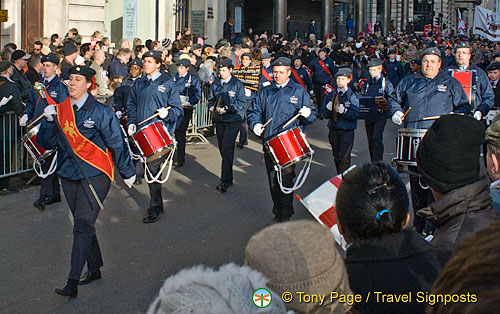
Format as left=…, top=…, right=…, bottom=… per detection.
left=253, top=288, right=272, bottom=308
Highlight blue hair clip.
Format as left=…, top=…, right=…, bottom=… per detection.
left=376, top=209, right=391, bottom=221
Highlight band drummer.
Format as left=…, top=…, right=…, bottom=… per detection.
left=37, top=65, right=136, bottom=298
left=20, top=54, right=69, bottom=211
left=248, top=57, right=316, bottom=223
left=390, top=47, right=471, bottom=234
left=360, top=58, right=397, bottom=163
left=126, top=50, right=184, bottom=223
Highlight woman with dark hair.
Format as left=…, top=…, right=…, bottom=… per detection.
left=336, top=162, right=446, bottom=314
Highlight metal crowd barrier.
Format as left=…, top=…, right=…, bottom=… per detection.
left=186, top=83, right=213, bottom=143
left=0, top=112, right=33, bottom=179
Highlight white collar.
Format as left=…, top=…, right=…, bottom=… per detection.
left=221, top=75, right=232, bottom=84
left=276, top=79, right=290, bottom=88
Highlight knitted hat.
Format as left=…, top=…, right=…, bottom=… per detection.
left=245, top=220, right=351, bottom=314
left=417, top=114, right=485, bottom=194
left=161, top=38, right=171, bottom=49
left=146, top=263, right=292, bottom=314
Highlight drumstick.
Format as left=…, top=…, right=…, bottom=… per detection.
left=282, top=113, right=301, bottom=129
left=401, top=107, right=412, bottom=120
left=138, top=106, right=171, bottom=125
left=262, top=117, right=273, bottom=129
left=423, top=115, right=441, bottom=121
left=27, top=113, right=46, bottom=129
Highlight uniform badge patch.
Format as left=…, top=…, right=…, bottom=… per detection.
left=157, top=85, right=166, bottom=93
left=50, top=91, right=58, bottom=98
left=437, top=84, right=447, bottom=92
left=290, top=96, right=298, bottom=104
left=83, top=118, right=95, bottom=128
left=228, top=90, right=236, bottom=97
left=263, top=81, right=271, bottom=87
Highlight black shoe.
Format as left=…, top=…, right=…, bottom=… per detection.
left=216, top=181, right=232, bottom=193
left=143, top=208, right=160, bottom=223
left=157, top=208, right=164, bottom=214
left=174, top=160, right=184, bottom=167
left=55, top=280, right=78, bottom=298
left=44, top=195, right=61, bottom=205
left=319, top=114, right=324, bottom=120
left=236, top=141, right=248, bottom=149
left=78, top=270, right=101, bottom=285
left=34, top=199, right=46, bottom=211
left=272, top=215, right=283, bottom=223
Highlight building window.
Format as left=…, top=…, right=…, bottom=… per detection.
left=413, top=0, right=432, bottom=31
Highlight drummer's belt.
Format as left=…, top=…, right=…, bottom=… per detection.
left=233, top=64, right=261, bottom=92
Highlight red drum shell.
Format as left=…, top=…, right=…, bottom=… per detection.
left=265, top=127, right=312, bottom=169
left=133, top=122, right=174, bottom=161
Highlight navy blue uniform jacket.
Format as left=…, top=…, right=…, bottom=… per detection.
left=208, top=75, right=246, bottom=123
left=248, top=80, right=316, bottom=140
left=383, top=59, right=403, bottom=88
left=126, top=72, right=184, bottom=135
left=361, top=76, right=397, bottom=119
left=290, top=66, right=313, bottom=91
left=38, top=94, right=135, bottom=180
left=172, top=72, right=202, bottom=106
left=112, top=75, right=140, bottom=113
left=309, top=57, right=335, bottom=85
left=323, top=87, right=359, bottom=130
left=390, top=70, right=471, bottom=129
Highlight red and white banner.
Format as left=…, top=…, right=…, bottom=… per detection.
left=473, top=6, right=500, bottom=41
left=458, top=9, right=466, bottom=36
left=296, top=165, right=356, bottom=249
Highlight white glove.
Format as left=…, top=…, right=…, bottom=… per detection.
left=245, top=88, right=252, bottom=97
left=0, top=95, right=13, bottom=108
left=324, top=85, right=333, bottom=93
left=392, top=111, right=404, bottom=125
left=337, top=104, right=346, bottom=114
left=209, top=106, right=214, bottom=112
left=115, top=111, right=122, bottom=119
left=299, top=106, right=311, bottom=118
left=157, top=107, right=169, bottom=119
left=309, top=90, right=315, bottom=96
left=124, top=175, right=136, bottom=189
left=19, top=114, right=29, bottom=127
left=253, top=123, right=264, bottom=136
left=128, top=124, right=136, bottom=136
left=325, top=101, right=332, bottom=111
left=473, top=111, right=482, bottom=121
left=44, top=105, right=57, bottom=121
left=217, top=107, right=227, bottom=115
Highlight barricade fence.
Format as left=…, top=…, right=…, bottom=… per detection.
left=0, top=112, right=33, bottom=179
left=187, top=83, right=214, bottom=143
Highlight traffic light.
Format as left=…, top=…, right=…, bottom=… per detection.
left=436, top=17, right=440, bottom=25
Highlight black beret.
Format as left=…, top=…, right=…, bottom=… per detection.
left=218, top=58, right=233, bottom=68
left=319, top=48, right=330, bottom=54
left=410, top=59, right=422, bottom=65
left=0, top=60, right=13, bottom=72
left=63, top=43, right=78, bottom=56
left=68, top=65, right=96, bottom=79
left=272, top=57, right=291, bottom=67
left=335, top=67, right=353, bottom=78
left=176, top=58, right=191, bottom=67
left=487, top=62, right=500, bottom=71
left=128, top=58, right=143, bottom=68
left=142, top=50, right=162, bottom=60
left=455, top=42, right=471, bottom=50
left=241, top=52, right=252, bottom=59
left=366, top=58, right=383, bottom=68
left=291, top=55, right=302, bottom=62
left=388, top=49, right=397, bottom=55
left=444, top=46, right=452, bottom=50
left=422, top=47, right=441, bottom=58
left=11, top=50, right=31, bottom=61
left=41, top=54, right=60, bottom=65
left=417, top=114, right=485, bottom=194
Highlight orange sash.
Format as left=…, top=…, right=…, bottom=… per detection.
left=291, top=69, right=306, bottom=89
left=56, top=96, right=115, bottom=181
left=318, top=59, right=333, bottom=82
left=261, top=68, right=273, bottom=81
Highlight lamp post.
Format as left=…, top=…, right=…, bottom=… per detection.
left=428, top=0, right=434, bottom=35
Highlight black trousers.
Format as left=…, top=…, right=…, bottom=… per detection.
left=216, top=121, right=240, bottom=184
left=365, top=118, right=387, bottom=163
left=61, top=174, right=110, bottom=280
left=147, top=155, right=167, bottom=210
left=314, top=83, right=326, bottom=117
left=264, top=151, right=296, bottom=219
left=238, top=99, right=252, bottom=144
left=328, top=129, right=355, bottom=174
left=174, top=108, right=193, bottom=163
left=39, top=153, right=60, bottom=200
left=408, top=166, right=435, bottom=234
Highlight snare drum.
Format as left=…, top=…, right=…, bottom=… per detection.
left=133, top=122, right=175, bottom=161
left=265, top=127, right=314, bottom=170
left=392, top=128, right=427, bottom=166
left=22, top=124, right=54, bottom=163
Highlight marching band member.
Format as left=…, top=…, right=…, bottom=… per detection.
left=360, top=58, right=397, bottom=163
left=126, top=50, right=183, bottom=223
left=172, top=58, right=201, bottom=167
left=486, top=62, right=500, bottom=109
left=37, top=65, right=136, bottom=298
left=235, top=52, right=256, bottom=149
left=309, top=48, right=335, bottom=119
left=208, top=58, right=246, bottom=193
left=260, top=51, right=273, bottom=87
left=20, top=54, right=69, bottom=211
left=446, top=42, right=494, bottom=122
left=290, top=55, right=313, bottom=93
left=248, top=57, right=316, bottom=222
left=323, top=68, right=359, bottom=174
left=390, top=47, right=471, bottom=234
left=382, top=49, right=403, bottom=88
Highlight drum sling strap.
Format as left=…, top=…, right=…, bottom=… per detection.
left=261, top=68, right=273, bottom=82
left=318, top=59, right=333, bottom=83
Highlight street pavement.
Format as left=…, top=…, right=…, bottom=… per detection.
left=0, top=118, right=400, bottom=314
